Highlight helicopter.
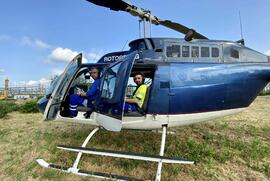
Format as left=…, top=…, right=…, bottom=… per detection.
left=36, top=0, right=270, bottom=180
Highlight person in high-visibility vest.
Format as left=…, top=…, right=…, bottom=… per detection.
left=69, top=67, right=100, bottom=117
left=124, top=72, right=147, bottom=113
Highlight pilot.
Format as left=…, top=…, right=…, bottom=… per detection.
left=69, top=67, right=100, bottom=117
left=124, top=72, right=147, bottom=113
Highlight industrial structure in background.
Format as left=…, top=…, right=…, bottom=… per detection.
left=0, top=79, right=47, bottom=100
left=0, top=79, right=9, bottom=100
left=0, top=78, right=269, bottom=100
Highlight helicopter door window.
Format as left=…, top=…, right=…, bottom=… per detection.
left=201, top=47, right=210, bottom=57
left=101, top=63, right=121, bottom=99
left=182, top=46, right=190, bottom=57
left=211, top=47, right=219, bottom=58
left=191, top=46, right=199, bottom=57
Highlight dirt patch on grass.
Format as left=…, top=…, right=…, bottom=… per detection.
left=0, top=96, right=269, bottom=180
left=217, top=161, right=269, bottom=181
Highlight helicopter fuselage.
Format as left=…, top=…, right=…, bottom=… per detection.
left=38, top=38, right=270, bottom=130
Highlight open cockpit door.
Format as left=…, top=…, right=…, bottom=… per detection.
left=95, top=52, right=138, bottom=131
left=44, top=54, right=82, bottom=120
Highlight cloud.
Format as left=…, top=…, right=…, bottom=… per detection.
left=21, top=36, right=51, bottom=49
left=46, top=47, right=87, bottom=63
left=265, top=50, right=270, bottom=56
left=35, top=39, right=51, bottom=49
left=86, top=49, right=105, bottom=62
left=20, top=78, right=51, bottom=87
left=0, top=69, right=4, bottom=73
left=50, top=68, right=64, bottom=76
left=0, top=35, right=12, bottom=41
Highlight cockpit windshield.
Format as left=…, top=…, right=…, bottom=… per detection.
left=45, top=75, right=60, bottom=98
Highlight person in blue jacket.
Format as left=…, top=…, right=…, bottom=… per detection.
left=69, top=67, right=100, bottom=117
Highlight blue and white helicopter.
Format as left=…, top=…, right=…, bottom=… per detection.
left=36, top=0, right=270, bottom=180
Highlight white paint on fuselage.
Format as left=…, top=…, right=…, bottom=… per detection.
left=122, top=107, right=246, bottom=129
left=54, top=107, right=246, bottom=130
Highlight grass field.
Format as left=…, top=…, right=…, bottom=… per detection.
left=0, top=96, right=269, bottom=181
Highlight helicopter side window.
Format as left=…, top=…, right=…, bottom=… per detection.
left=182, top=46, right=190, bottom=57
left=101, top=63, right=121, bottom=99
left=166, top=45, right=181, bottom=58
left=191, top=46, right=199, bottom=57
left=230, top=48, right=239, bottom=59
left=201, top=47, right=210, bottom=57
left=212, top=47, right=219, bottom=58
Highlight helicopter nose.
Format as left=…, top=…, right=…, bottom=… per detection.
left=266, top=68, right=270, bottom=81
left=37, top=96, right=48, bottom=113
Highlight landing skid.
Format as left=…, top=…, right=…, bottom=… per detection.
left=36, top=125, right=194, bottom=180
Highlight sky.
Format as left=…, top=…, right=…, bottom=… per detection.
left=0, top=0, right=270, bottom=88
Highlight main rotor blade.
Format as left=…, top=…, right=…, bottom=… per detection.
left=85, top=0, right=208, bottom=40
left=85, top=0, right=130, bottom=11
left=159, top=20, right=208, bottom=40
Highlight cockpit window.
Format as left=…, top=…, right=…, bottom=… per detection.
left=230, top=48, right=239, bottom=59
left=166, top=45, right=181, bottom=58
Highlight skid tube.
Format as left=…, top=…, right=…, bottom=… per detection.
left=37, top=125, right=194, bottom=181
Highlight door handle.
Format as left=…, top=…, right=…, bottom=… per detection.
left=168, top=93, right=175, bottom=96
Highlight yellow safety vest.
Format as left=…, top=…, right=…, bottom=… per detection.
left=133, top=84, right=147, bottom=108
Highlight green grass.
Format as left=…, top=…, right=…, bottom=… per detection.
left=0, top=99, right=39, bottom=118
left=0, top=101, right=18, bottom=118
left=259, top=91, right=270, bottom=96
left=18, top=100, right=39, bottom=113
left=0, top=96, right=270, bottom=180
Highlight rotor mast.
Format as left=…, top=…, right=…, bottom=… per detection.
left=138, top=9, right=153, bottom=38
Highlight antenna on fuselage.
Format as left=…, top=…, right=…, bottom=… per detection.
left=239, top=11, right=243, bottom=40
left=121, top=40, right=129, bottom=51
left=237, top=11, right=245, bottom=45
